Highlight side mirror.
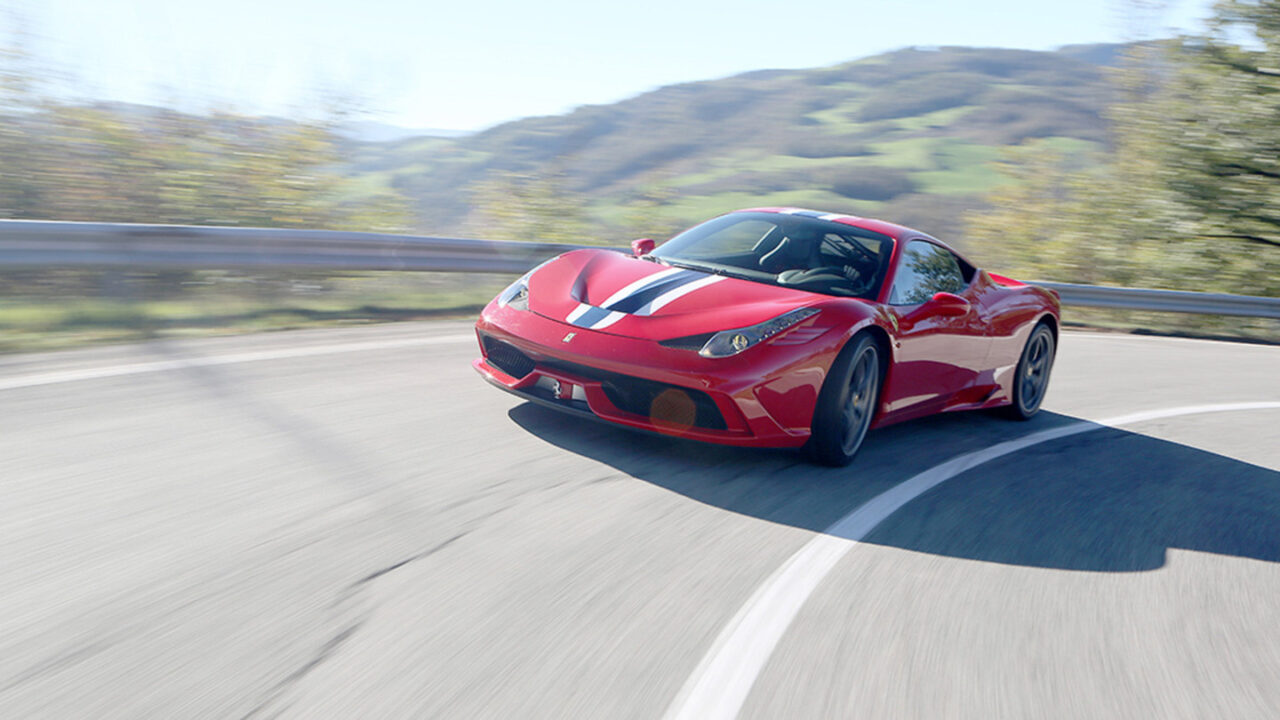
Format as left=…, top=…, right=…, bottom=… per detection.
left=926, top=292, right=971, bottom=317
left=631, top=238, right=655, bottom=256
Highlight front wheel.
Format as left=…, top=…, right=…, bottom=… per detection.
left=1005, top=322, right=1055, bottom=420
left=807, top=334, right=882, bottom=467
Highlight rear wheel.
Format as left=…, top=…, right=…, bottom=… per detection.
left=807, top=334, right=882, bottom=466
left=1005, top=322, right=1055, bottom=420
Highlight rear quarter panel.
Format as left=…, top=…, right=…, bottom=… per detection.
left=979, top=274, right=1061, bottom=398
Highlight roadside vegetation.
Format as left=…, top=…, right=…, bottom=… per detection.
left=1, top=2, right=1276, bottom=351
left=0, top=270, right=510, bottom=354
left=965, top=2, right=1279, bottom=297
left=0, top=20, right=439, bottom=351
left=963, top=0, right=1279, bottom=340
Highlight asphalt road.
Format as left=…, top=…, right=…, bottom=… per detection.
left=1, top=321, right=1277, bottom=719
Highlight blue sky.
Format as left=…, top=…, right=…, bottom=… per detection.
left=9, top=0, right=1214, bottom=131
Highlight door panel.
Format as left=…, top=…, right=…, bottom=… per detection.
left=882, top=299, right=987, bottom=421
left=877, top=240, right=991, bottom=424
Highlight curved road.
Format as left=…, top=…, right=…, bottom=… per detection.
left=1, top=321, right=1277, bottom=718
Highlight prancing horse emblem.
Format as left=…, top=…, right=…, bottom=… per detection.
left=563, top=332, right=576, bottom=343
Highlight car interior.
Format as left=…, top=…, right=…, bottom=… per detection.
left=652, top=213, right=895, bottom=299
left=752, top=225, right=886, bottom=297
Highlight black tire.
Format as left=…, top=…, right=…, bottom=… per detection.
left=807, top=333, right=883, bottom=466
left=1005, top=322, right=1056, bottom=420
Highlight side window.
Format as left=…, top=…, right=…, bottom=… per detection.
left=889, top=241, right=966, bottom=305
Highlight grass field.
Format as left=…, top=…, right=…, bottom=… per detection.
left=3, top=265, right=1272, bottom=356
left=0, top=271, right=513, bottom=354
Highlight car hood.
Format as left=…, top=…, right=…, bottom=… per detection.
left=526, top=249, right=825, bottom=340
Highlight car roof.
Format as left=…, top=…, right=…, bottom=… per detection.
left=735, top=207, right=927, bottom=242
left=733, top=206, right=980, bottom=269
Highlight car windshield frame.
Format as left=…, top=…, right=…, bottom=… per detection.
left=650, top=212, right=896, bottom=300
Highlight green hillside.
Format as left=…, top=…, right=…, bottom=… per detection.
left=342, top=44, right=1121, bottom=244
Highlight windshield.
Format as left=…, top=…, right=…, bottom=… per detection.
left=650, top=212, right=895, bottom=299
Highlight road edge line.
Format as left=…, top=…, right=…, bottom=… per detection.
left=663, top=401, right=1280, bottom=720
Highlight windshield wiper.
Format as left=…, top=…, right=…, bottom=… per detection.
left=666, top=259, right=720, bottom=275
left=663, top=259, right=754, bottom=281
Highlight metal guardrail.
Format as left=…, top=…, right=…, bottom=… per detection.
left=1034, top=281, right=1280, bottom=319
left=1, top=220, right=1277, bottom=319
left=0, top=219, right=584, bottom=274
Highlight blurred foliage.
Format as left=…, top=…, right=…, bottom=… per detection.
left=965, top=1, right=1280, bottom=300
left=854, top=73, right=990, bottom=122
left=619, top=183, right=687, bottom=242
left=0, top=19, right=430, bottom=353
left=824, top=166, right=917, bottom=202
left=465, top=170, right=595, bottom=244
left=0, top=24, right=411, bottom=232
left=0, top=270, right=511, bottom=353
left=783, top=133, right=870, bottom=159
left=1168, top=0, right=1280, bottom=272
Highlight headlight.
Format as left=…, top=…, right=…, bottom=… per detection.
left=497, top=279, right=529, bottom=310
left=497, top=259, right=554, bottom=311
left=699, top=308, right=820, bottom=358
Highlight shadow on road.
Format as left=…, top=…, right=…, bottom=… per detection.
left=508, top=403, right=1280, bottom=572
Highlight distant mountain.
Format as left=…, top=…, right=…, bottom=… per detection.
left=338, top=121, right=473, bottom=143
left=342, top=44, right=1127, bottom=243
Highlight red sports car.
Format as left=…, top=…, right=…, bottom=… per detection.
left=473, top=208, right=1059, bottom=465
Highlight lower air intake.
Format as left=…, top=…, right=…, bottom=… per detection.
left=483, top=337, right=535, bottom=379
left=599, top=375, right=727, bottom=431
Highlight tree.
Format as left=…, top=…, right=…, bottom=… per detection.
left=0, top=19, right=411, bottom=232
left=966, top=3, right=1279, bottom=298
left=0, top=10, right=54, bottom=219
left=465, top=170, right=593, bottom=244
left=620, top=182, right=685, bottom=242
left=1161, top=0, right=1280, bottom=294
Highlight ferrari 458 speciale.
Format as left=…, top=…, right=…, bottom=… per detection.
left=473, top=208, right=1059, bottom=465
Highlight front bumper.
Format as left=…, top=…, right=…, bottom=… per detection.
left=473, top=305, right=823, bottom=448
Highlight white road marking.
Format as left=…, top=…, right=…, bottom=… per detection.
left=0, top=334, right=474, bottom=392
left=664, top=401, right=1280, bottom=720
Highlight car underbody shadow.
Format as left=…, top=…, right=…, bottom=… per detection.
left=507, top=402, right=1280, bottom=572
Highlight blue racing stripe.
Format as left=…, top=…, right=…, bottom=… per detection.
left=604, top=270, right=707, bottom=314
left=569, top=305, right=613, bottom=328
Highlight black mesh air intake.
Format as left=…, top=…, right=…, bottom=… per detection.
left=601, top=376, right=726, bottom=431
left=482, top=336, right=535, bottom=379
left=542, top=359, right=726, bottom=431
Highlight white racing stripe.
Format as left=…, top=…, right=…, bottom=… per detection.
left=0, top=334, right=474, bottom=392
left=566, top=303, right=594, bottom=325
left=638, top=275, right=726, bottom=316
left=599, top=267, right=686, bottom=308
left=566, top=268, right=683, bottom=329
left=568, top=269, right=724, bottom=330
left=663, top=401, right=1280, bottom=720
left=589, top=311, right=628, bottom=330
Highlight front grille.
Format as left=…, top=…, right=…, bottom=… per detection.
left=482, top=336, right=535, bottom=379
left=543, top=359, right=726, bottom=431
